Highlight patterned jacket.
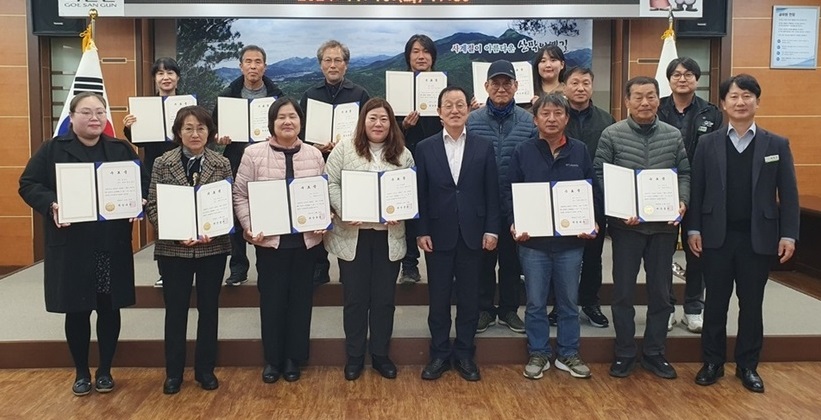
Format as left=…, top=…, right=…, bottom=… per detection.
left=233, top=139, right=326, bottom=249
left=323, top=138, right=415, bottom=262
left=147, top=147, right=233, bottom=258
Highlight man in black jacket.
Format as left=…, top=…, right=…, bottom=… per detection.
left=658, top=57, right=723, bottom=333
left=214, top=45, right=283, bottom=286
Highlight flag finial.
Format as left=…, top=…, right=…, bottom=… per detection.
left=662, top=8, right=676, bottom=40
left=80, top=9, right=98, bottom=52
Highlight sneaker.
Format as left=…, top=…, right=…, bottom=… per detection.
left=523, top=354, right=551, bottom=379
left=555, top=354, right=592, bottom=379
left=498, top=311, right=525, bottom=334
left=547, top=308, right=558, bottom=327
left=682, top=313, right=703, bottom=333
left=668, top=312, right=677, bottom=332
left=641, top=354, right=677, bottom=379
left=609, top=356, right=636, bottom=378
left=476, top=311, right=496, bottom=333
left=153, top=278, right=163, bottom=288
left=398, top=267, right=422, bottom=284
left=225, top=273, right=248, bottom=286
left=581, top=305, right=609, bottom=328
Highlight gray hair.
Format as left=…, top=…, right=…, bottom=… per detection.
left=316, top=40, right=350, bottom=64
left=532, top=93, right=570, bottom=115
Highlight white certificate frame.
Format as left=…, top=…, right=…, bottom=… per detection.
left=288, top=175, right=332, bottom=233
left=385, top=71, right=415, bottom=117
left=127, top=97, right=166, bottom=143
left=602, top=163, right=637, bottom=220
left=511, top=182, right=553, bottom=238
left=195, top=179, right=235, bottom=238
left=156, top=183, right=197, bottom=241
left=331, top=102, right=360, bottom=145
left=472, top=62, right=491, bottom=105
left=305, top=99, right=333, bottom=145
left=551, top=179, right=596, bottom=236
left=217, top=97, right=250, bottom=143
left=55, top=163, right=98, bottom=224
left=341, top=170, right=380, bottom=223
left=415, top=71, right=447, bottom=116
left=249, top=97, right=275, bottom=142
left=95, top=160, right=143, bottom=221
left=636, top=168, right=680, bottom=223
left=512, top=61, right=535, bottom=104
left=379, top=167, right=419, bottom=222
left=247, top=179, right=291, bottom=236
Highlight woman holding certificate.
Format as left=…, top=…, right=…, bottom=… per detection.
left=325, top=98, right=415, bottom=381
left=122, top=57, right=182, bottom=287
left=146, top=105, right=232, bottom=395
left=233, top=97, right=326, bottom=384
left=530, top=45, right=567, bottom=103
left=19, top=92, right=143, bottom=397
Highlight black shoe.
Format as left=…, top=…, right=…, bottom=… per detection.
left=421, top=358, right=451, bottom=380
left=548, top=308, right=558, bottom=327
left=454, top=358, right=480, bottom=381
left=581, top=305, right=609, bottom=328
left=283, top=359, right=300, bottom=382
left=695, top=363, right=724, bottom=386
left=344, top=357, right=365, bottom=381
left=609, top=356, right=636, bottom=378
left=95, top=374, right=115, bottom=393
left=736, top=368, right=765, bottom=393
left=262, top=364, right=281, bottom=384
left=163, top=377, right=182, bottom=395
left=72, top=377, right=92, bottom=396
left=641, top=354, right=677, bottom=379
left=498, top=311, right=525, bottom=334
left=372, top=355, right=397, bottom=379
left=225, top=273, right=248, bottom=286
left=312, top=266, right=330, bottom=287
left=398, top=266, right=422, bottom=284
left=195, top=372, right=219, bottom=390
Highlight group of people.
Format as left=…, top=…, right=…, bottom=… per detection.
left=18, top=33, right=798, bottom=397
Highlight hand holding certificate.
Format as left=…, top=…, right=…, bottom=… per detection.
left=340, top=168, right=418, bottom=223
left=128, top=95, right=197, bottom=143
left=55, top=161, right=143, bottom=224
left=511, top=180, right=595, bottom=238
left=305, top=99, right=359, bottom=146
left=217, top=96, right=277, bottom=143
left=155, top=179, right=235, bottom=241
left=386, top=71, right=447, bottom=117
left=602, top=163, right=680, bottom=223
left=288, top=175, right=332, bottom=233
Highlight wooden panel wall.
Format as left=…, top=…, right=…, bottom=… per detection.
left=0, top=0, right=33, bottom=269
left=731, top=0, right=821, bottom=198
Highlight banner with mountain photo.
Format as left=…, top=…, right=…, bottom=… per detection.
left=176, top=19, right=592, bottom=110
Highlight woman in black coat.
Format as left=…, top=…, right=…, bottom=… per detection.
left=19, top=92, right=143, bottom=397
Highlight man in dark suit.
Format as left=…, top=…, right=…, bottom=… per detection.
left=688, top=74, right=799, bottom=393
left=416, top=86, right=500, bottom=382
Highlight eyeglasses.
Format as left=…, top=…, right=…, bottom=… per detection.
left=671, top=72, right=696, bottom=81
left=74, top=109, right=107, bottom=119
left=181, top=126, right=208, bottom=135
left=322, top=58, right=345, bottom=65
left=489, top=80, right=514, bottom=90
left=441, top=102, right=468, bottom=111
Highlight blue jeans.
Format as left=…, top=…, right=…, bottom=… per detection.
left=518, top=245, right=584, bottom=357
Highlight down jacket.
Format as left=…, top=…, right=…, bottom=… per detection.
left=466, top=104, right=537, bottom=188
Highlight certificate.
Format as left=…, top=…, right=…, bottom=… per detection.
left=96, top=160, right=143, bottom=221
left=341, top=170, right=380, bottom=223
left=602, top=163, right=637, bottom=220
left=551, top=180, right=595, bottom=236
left=127, top=97, right=165, bottom=143
left=249, top=97, right=275, bottom=142
left=196, top=179, right=235, bottom=238
left=156, top=184, right=196, bottom=240
left=472, top=61, right=532, bottom=104
left=247, top=179, right=291, bottom=236
left=288, top=175, right=332, bottom=232
left=217, top=97, right=250, bottom=143
left=385, top=71, right=414, bottom=117
left=305, top=99, right=360, bottom=145
left=379, top=168, right=418, bottom=222
left=415, top=72, right=447, bottom=117
left=163, top=95, right=197, bottom=141
left=511, top=182, right=553, bottom=237
left=55, top=163, right=98, bottom=224
left=636, top=168, right=680, bottom=222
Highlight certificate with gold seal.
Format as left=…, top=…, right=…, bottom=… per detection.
left=636, top=168, right=680, bottom=223
left=305, top=100, right=360, bottom=146
left=195, top=179, right=234, bottom=238
left=288, top=175, right=332, bottom=233
left=96, top=160, right=143, bottom=221
left=379, top=167, right=419, bottom=222
left=551, top=180, right=595, bottom=236
left=414, top=72, right=447, bottom=117
left=249, top=97, right=275, bottom=142
left=511, top=182, right=553, bottom=238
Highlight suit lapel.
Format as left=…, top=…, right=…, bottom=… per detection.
left=714, top=131, right=727, bottom=190
left=199, top=149, right=216, bottom=185
left=431, top=131, right=456, bottom=187
left=751, top=129, right=770, bottom=193
left=456, top=134, right=478, bottom=186
left=165, top=148, right=189, bottom=186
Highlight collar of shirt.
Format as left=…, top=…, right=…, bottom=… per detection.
left=443, top=128, right=467, bottom=184
left=443, top=128, right=467, bottom=143
left=727, top=122, right=757, bottom=153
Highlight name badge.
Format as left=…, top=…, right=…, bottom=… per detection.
left=764, top=154, right=780, bottom=163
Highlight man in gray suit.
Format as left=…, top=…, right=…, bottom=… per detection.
left=688, top=74, right=799, bottom=393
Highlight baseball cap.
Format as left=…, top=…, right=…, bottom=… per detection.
left=487, top=60, right=516, bottom=80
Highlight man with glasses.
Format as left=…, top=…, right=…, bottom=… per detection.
left=416, top=86, right=499, bottom=381
left=300, top=40, right=370, bottom=286
left=658, top=57, right=723, bottom=334
left=467, top=60, right=537, bottom=335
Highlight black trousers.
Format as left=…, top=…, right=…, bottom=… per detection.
left=256, top=245, right=316, bottom=366
left=578, top=219, right=606, bottom=307
left=339, top=229, right=400, bottom=358
left=670, top=213, right=705, bottom=314
left=160, top=254, right=227, bottom=379
left=228, top=217, right=250, bottom=278
left=479, top=217, right=521, bottom=316
left=402, top=219, right=420, bottom=270
left=65, top=293, right=121, bottom=378
left=701, top=230, right=772, bottom=370
left=425, top=233, right=482, bottom=360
